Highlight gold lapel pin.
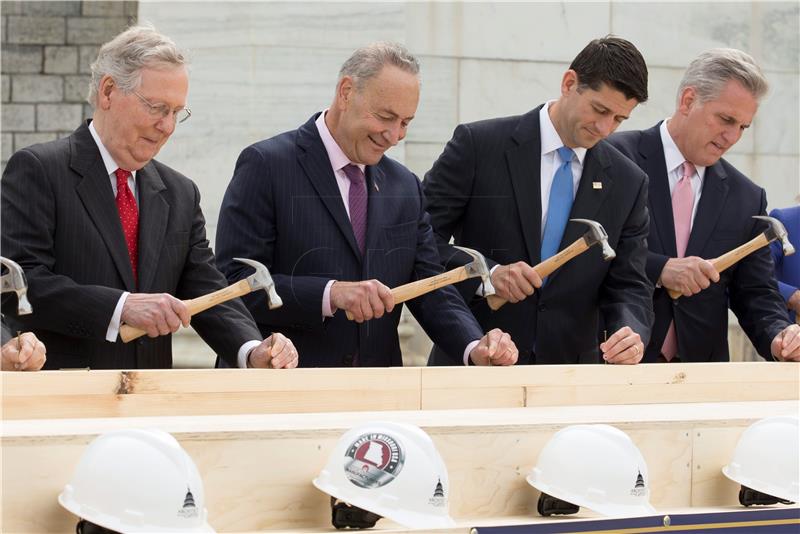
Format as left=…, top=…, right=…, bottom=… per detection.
left=592, top=182, right=603, bottom=190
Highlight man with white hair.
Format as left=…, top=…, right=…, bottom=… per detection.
left=608, top=48, right=800, bottom=362
left=1, top=25, right=298, bottom=370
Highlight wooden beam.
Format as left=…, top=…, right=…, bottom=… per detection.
left=2, top=400, right=796, bottom=533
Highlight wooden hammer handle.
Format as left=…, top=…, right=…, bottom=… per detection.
left=666, top=233, right=770, bottom=300
left=345, top=267, right=470, bottom=321
left=486, top=237, right=590, bottom=311
left=119, top=279, right=251, bottom=343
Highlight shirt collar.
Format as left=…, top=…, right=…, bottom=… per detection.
left=315, top=110, right=366, bottom=174
left=88, top=120, right=137, bottom=178
left=539, top=101, right=587, bottom=165
left=659, top=118, right=706, bottom=179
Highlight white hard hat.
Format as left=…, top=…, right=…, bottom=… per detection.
left=313, top=421, right=455, bottom=529
left=59, top=428, right=215, bottom=533
left=722, top=415, right=800, bottom=504
left=527, top=424, right=656, bottom=517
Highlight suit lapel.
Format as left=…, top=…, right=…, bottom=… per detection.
left=135, top=163, right=169, bottom=292
left=364, top=164, right=384, bottom=261
left=640, top=124, right=677, bottom=257
left=71, top=125, right=137, bottom=291
left=546, top=143, right=614, bottom=285
left=685, top=162, right=728, bottom=257
left=296, top=116, right=362, bottom=260
left=506, top=109, right=543, bottom=265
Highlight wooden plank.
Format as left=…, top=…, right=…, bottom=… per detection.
left=2, top=401, right=796, bottom=533
left=2, top=368, right=422, bottom=419
left=421, top=362, right=800, bottom=409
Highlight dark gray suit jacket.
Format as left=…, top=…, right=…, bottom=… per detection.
left=1, top=122, right=262, bottom=369
left=608, top=123, right=789, bottom=361
left=215, top=114, right=484, bottom=367
left=423, top=106, right=654, bottom=365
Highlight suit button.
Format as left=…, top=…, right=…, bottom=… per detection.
left=137, top=339, right=144, bottom=346
left=538, top=304, right=547, bottom=312
left=342, top=354, right=354, bottom=366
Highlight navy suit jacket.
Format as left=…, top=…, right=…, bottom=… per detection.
left=608, top=123, right=790, bottom=361
left=1, top=122, right=262, bottom=369
left=423, top=106, right=654, bottom=365
left=215, top=114, right=483, bottom=367
left=769, top=206, right=800, bottom=322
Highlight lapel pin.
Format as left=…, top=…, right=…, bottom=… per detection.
left=592, top=181, right=603, bottom=190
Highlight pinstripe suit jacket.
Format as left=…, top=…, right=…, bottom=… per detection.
left=1, top=122, right=262, bottom=369
left=215, top=113, right=484, bottom=367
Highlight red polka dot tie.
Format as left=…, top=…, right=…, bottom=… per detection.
left=115, top=168, right=138, bottom=284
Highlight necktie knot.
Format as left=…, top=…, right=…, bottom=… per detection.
left=342, top=164, right=365, bottom=184
left=556, top=146, right=574, bottom=168
left=115, top=168, right=131, bottom=187
left=681, top=161, right=695, bottom=181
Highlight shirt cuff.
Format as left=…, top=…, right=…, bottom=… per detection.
left=322, top=279, right=336, bottom=318
left=463, top=339, right=480, bottom=366
left=238, top=339, right=263, bottom=368
left=475, top=265, right=499, bottom=297
left=106, top=292, right=130, bottom=342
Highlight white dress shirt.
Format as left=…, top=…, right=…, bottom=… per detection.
left=659, top=119, right=705, bottom=228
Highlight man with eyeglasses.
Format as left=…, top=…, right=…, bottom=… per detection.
left=1, top=25, right=298, bottom=370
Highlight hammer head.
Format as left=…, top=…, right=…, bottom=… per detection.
left=0, top=257, right=32, bottom=315
left=233, top=258, right=283, bottom=309
left=753, top=215, right=795, bottom=256
left=454, top=246, right=496, bottom=297
left=571, top=219, right=616, bottom=261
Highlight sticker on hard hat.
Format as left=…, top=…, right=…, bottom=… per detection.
left=177, top=487, right=199, bottom=518
left=630, top=470, right=647, bottom=497
left=428, top=478, right=447, bottom=507
left=343, top=433, right=405, bottom=489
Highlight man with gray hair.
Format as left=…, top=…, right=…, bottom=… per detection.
left=215, top=42, right=518, bottom=367
left=608, top=48, right=800, bottom=362
left=2, top=25, right=298, bottom=370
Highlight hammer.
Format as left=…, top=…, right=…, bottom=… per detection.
left=486, top=219, right=616, bottom=310
left=0, top=257, right=32, bottom=315
left=345, top=246, right=495, bottom=321
left=667, top=215, right=795, bottom=300
left=119, top=258, right=281, bottom=342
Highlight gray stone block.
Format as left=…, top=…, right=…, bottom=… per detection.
left=21, top=1, right=80, bottom=17
left=2, top=44, right=42, bottom=74
left=7, top=16, right=66, bottom=45
left=14, top=132, right=57, bottom=151
left=2, top=16, right=6, bottom=44
left=83, top=102, right=94, bottom=120
left=2, top=103, right=35, bottom=131
left=2, top=75, right=9, bottom=102
left=67, top=17, right=129, bottom=45
left=64, top=74, right=90, bottom=102
left=82, top=1, right=124, bottom=17
left=11, top=75, right=63, bottom=103
left=124, top=1, right=139, bottom=17
left=44, top=45, right=79, bottom=74
left=1, top=2, right=23, bottom=16
left=78, top=45, right=99, bottom=73
left=37, top=103, right=82, bottom=131
left=2, top=133, right=13, bottom=161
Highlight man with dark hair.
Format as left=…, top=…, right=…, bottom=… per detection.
left=423, top=36, right=654, bottom=365
left=215, top=42, right=518, bottom=367
left=608, top=48, right=800, bottom=362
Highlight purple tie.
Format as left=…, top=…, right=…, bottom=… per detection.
left=342, top=164, right=368, bottom=255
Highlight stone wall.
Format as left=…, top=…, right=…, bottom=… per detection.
left=1, top=1, right=137, bottom=170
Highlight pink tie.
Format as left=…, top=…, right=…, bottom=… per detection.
left=661, top=161, right=696, bottom=361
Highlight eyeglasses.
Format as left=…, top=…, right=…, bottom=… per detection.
left=133, top=91, right=191, bottom=124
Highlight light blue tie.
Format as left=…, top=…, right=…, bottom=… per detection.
left=540, top=146, right=575, bottom=262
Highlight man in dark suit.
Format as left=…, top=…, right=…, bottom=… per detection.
left=1, top=25, right=297, bottom=370
left=769, top=205, right=800, bottom=324
left=215, top=43, right=518, bottom=367
left=608, top=48, right=800, bottom=362
left=423, top=36, right=654, bottom=366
